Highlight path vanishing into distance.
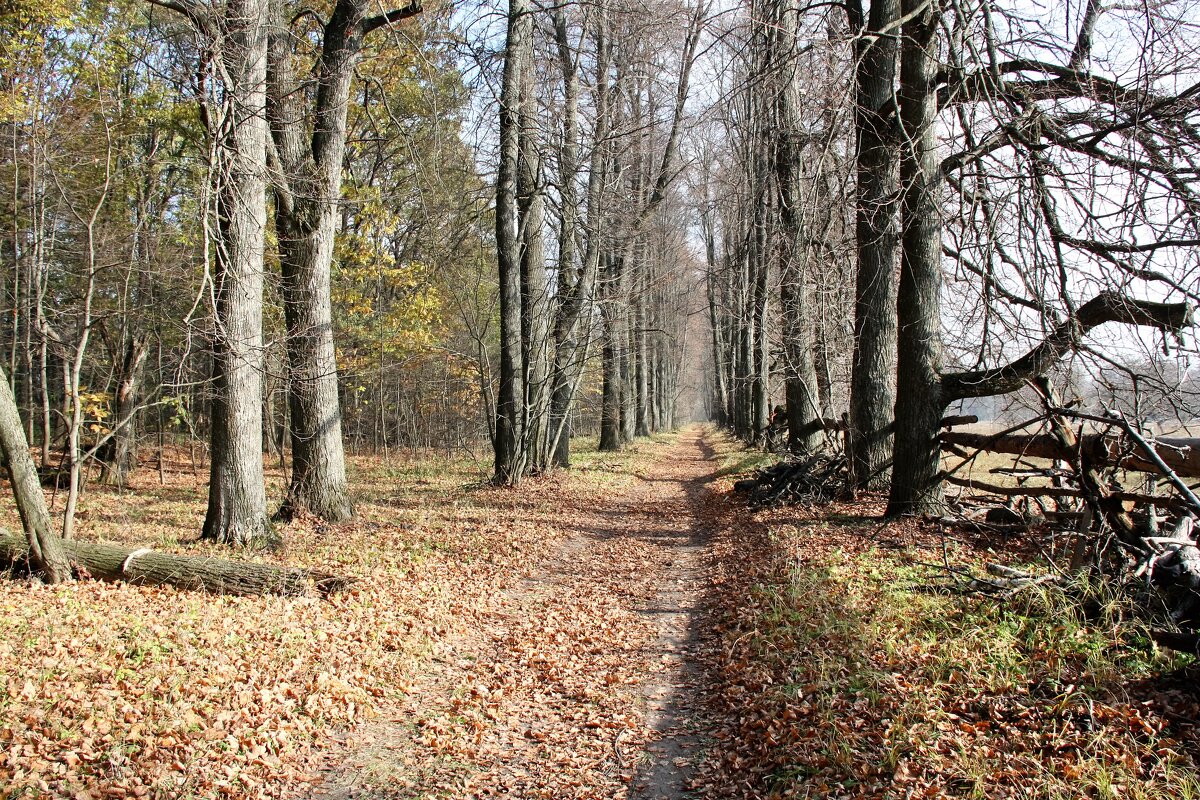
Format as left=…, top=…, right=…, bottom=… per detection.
left=315, top=428, right=731, bottom=799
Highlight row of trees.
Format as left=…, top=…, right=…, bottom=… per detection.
left=704, top=0, right=1200, bottom=514
left=490, top=0, right=707, bottom=484
left=1, top=0, right=713, bottom=579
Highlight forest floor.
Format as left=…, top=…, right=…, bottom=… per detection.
left=2, top=427, right=1200, bottom=799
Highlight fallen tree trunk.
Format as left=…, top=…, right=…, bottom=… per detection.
left=943, top=474, right=1184, bottom=509
left=941, top=430, right=1200, bottom=478
left=0, top=529, right=351, bottom=597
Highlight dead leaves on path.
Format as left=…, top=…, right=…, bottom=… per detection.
left=0, top=450, right=629, bottom=799
left=378, top=438, right=712, bottom=799
left=23, top=430, right=1189, bottom=800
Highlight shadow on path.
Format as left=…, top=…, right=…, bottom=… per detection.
left=625, top=432, right=723, bottom=800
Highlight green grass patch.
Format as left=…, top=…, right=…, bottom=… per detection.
left=713, top=519, right=1199, bottom=799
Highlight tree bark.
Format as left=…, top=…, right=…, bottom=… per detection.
left=200, top=0, right=275, bottom=547
left=494, top=0, right=530, bottom=483
left=0, top=365, right=70, bottom=582
left=749, top=175, right=771, bottom=442
left=518, top=40, right=551, bottom=472
left=634, top=275, right=651, bottom=438
left=99, top=333, right=148, bottom=487
left=772, top=0, right=822, bottom=453
left=598, top=291, right=624, bottom=452
left=702, top=204, right=729, bottom=427
left=267, top=0, right=421, bottom=522
left=847, top=0, right=901, bottom=489
left=548, top=6, right=608, bottom=467
left=886, top=0, right=944, bottom=516
left=548, top=12, right=580, bottom=467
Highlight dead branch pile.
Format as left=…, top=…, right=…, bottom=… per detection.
left=733, top=452, right=849, bottom=508
left=936, top=389, right=1200, bottom=652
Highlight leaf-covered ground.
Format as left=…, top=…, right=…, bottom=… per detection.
left=0, top=434, right=689, bottom=798
left=3, top=429, right=1200, bottom=799
left=696, top=486, right=1200, bottom=799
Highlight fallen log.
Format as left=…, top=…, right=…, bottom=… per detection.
left=943, top=474, right=1185, bottom=509
left=941, top=430, right=1200, bottom=478
left=0, top=529, right=352, bottom=597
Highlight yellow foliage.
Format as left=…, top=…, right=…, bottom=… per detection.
left=76, top=389, right=111, bottom=437
left=0, top=0, right=73, bottom=121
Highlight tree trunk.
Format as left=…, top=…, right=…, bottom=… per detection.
left=494, top=0, right=530, bottom=483
left=266, top=0, right=423, bottom=523
left=599, top=297, right=624, bottom=452
left=201, top=0, right=274, bottom=547
left=749, top=179, right=771, bottom=443
left=847, top=0, right=901, bottom=490
left=635, top=282, right=651, bottom=438
left=773, top=0, right=822, bottom=453
left=99, top=334, right=148, bottom=487
left=0, top=365, right=70, bottom=582
left=703, top=215, right=729, bottom=427
left=547, top=6, right=607, bottom=468
left=0, top=529, right=349, bottom=596
left=518, top=44, right=551, bottom=472
left=886, top=0, right=945, bottom=517
left=617, top=247, right=636, bottom=446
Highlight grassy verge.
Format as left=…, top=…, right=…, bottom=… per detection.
left=700, top=491, right=1200, bottom=799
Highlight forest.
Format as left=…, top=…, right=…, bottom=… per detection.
left=3, top=0, right=1200, bottom=797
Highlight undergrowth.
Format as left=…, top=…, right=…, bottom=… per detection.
left=700, top=479, right=1200, bottom=800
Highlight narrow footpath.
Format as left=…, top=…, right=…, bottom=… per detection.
left=314, top=429, right=726, bottom=799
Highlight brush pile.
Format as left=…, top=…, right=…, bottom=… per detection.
left=733, top=452, right=849, bottom=509
left=934, top=394, right=1200, bottom=653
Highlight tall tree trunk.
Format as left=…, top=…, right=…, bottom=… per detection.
left=702, top=208, right=729, bottom=427
left=598, top=290, right=624, bottom=452
left=548, top=5, right=607, bottom=468
left=618, top=297, right=636, bottom=444
left=634, top=269, right=651, bottom=437
left=773, top=0, right=821, bottom=452
left=847, top=0, right=901, bottom=490
left=749, top=174, right=771, bottom=443
left=734, top=236, right=753, bottom=439
left=518, top=47, right=550, bottom=472
left=267, top=0, right=420, bottom=521
left=201, top=0, right=274, bottom=547
left=886, top=0, right=944, bottom=516
left=494, top=0, right=530, bottom=483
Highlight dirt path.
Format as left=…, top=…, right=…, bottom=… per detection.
left=312, top=429, right=723, bottom=799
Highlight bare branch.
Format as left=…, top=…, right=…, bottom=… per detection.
left=944, top=292, right=1194, bottom=400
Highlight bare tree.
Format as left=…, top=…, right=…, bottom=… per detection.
left=886, top=0, right=1200, bottom=514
